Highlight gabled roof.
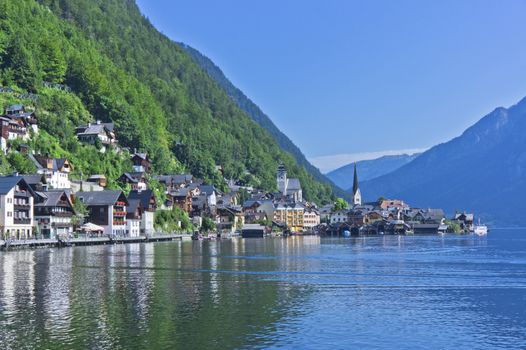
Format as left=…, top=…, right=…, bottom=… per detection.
left=77, top=122, right=114, bottom=136
left=76, top=190, right=127, bottom=206
left=0, top=176, right=35, bottom=196
left=29, top=155, right=70, bottom=172
left=6, top=104, right=24, bottom=113
left=132, top=153, right=148, bottom=160
left=199, top=185, right=217, bottom=196
left=34, top=190, right=74, bottom=208
left=155, top=174, right=194, bottom=185
left=128, top=189, right=155, bottom=209
left=21, top=174, right=47, bottom=186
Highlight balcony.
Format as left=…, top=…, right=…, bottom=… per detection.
left=14, top=218, right=31, bottom=225
left=113, top=211, right=126, bottom=217
left=14, top=203, right=30, bottom=209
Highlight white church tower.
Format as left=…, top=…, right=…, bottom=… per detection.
left=277, top=163, right=288, bottom=195
left=352, top=163, right=362, bottom=206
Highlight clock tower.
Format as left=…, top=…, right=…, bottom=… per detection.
left=277, top=163, right=288, bottom=194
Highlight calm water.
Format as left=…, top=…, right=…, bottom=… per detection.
left=0, top=230, right=525, bottom=349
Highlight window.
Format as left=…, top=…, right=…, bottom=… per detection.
left=7, top=211, right=12, bottom=217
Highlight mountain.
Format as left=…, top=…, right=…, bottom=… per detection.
left=362, top=97, right=526, bottom=226
left=0, top=0, right=335, bottom=203
left=327, top=154, right=420, bottom=190
left=179, top=43, right=350, bottom=201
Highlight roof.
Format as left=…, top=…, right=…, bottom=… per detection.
left=29, top=155, right=70, bottom=172
left=6, top=104, right=24, bottom=113
left=126, top=198, right=142, bottom=214
left=132, top=153, right=148, bottom=160
left=128, top=189, right=155, bottom=209
left=21, top=174, right=46, bottom=185
left=286, top=178, right=301, bottom=191
left=199, top=185, right=217, bottom=196
left=76, top=190, right=126, bottom=206
left=0, top=176, right=31, bottom=195
left=119, top=172, right=145, bottom=183
left=77, top=122, right=114, bottom=136
left=34, top=190, right=73, bottom=208
left=87, top=174, right=106, bottom=180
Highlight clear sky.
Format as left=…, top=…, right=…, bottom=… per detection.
left=136, top=0, right=526, bottom=172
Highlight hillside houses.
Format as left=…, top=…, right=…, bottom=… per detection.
left=75, top=120, right=117, bottom=149
left=0, top=104, right=38, bottom=152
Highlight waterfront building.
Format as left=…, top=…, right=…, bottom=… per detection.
left=303, top=207, right=320, bottom=229
left=76, top=190, right=128, bottom=236
left=274, top=202, right=305, bottom=232
left=34, top=190, right=75, bottom=238
left=0, top=176, right=36, bottom=239
left=128, top=189, right=157, bottom=235
left=330, top=210, right=348, bottom=224
left=117, top=172, right=148, bottom=191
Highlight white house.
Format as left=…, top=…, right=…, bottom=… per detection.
left=330, top=210, right=349, bottom=224
left=29, top=155, right=72, bottom=189
left=33, top=190, right=75, bottom=239
left=0, top=176, right=36, bottom=240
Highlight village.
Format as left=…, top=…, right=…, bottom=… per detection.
left=0, top=103, right=478, bottom=247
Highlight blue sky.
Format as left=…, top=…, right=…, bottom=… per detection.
left=136, top=0, right=526, bottom=172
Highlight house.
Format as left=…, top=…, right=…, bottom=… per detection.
left=168, top=188, right=192, bottom=213
left=303, top=207, right=320, bottom=229
left=117, top=172, right=147, bottom=191
left=330, top=210, right=348, bottom=224
left=33, top=190, right=75, bottom=238
left=216, top=206, right=244, bottom=233
left=131, top=152, right=152, bottom=173
left=199, top=185, right=218, bottom=207
left=378, top=199, right=409, bottom=210
left=454, top=212, right=474, bottom=231
left=0, top=176, right=36, bottom=239
left=29, top=154, right=72, bottom=189
left=191, top=194, right=209, bottom=217
left=87, top=175, right=107, bottom=188
left=243, top=199, right=275, bottom=223
left=75, top=121, right=117, bottom=147
left=128, top=189, right=157, bottom=235
left=125, top=199, right=142, bottom=237
left=273, top=202, right=305, bottom=232
left=241, top=224, right=266, bottom=238
left=75, top=190, right=128, bottom=236
left=319, top=204, right=334, bottom=222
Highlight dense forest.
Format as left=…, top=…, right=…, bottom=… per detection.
left=0, top=0, right=336, bottom=203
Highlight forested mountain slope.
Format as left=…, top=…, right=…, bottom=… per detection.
left=179, top=43, right=350, bottom=200
left=0, top=0, right=335, bottom=203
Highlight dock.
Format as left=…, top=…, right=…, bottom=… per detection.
left=0, top=234, right=190, bottom=250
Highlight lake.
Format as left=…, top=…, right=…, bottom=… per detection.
left=0, top=229, right=525, bottom=349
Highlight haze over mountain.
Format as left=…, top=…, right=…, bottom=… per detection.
left=362, top=96, right=526, bottom=226
left=327, top=153, right=420, bottom=190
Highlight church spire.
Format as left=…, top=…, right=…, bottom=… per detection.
left=353, top=163, right=359, bottom=195
left=352, top=163, right=362, bottom=206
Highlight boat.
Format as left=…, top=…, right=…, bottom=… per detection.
left=472, top=219, right=488, bottom=236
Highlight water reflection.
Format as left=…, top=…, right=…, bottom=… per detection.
left=0, top=231, right=525, bottom=349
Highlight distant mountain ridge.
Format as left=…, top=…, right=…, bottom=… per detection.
left=362, top=96, right=526, bottom=226
left=179, top=43, right=350, bottom=201
left=327, top=153, right=420, bottom=190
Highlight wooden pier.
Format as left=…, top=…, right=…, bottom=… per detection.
left=0, top=234, right=189, bottom=250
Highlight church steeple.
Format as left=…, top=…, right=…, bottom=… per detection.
left=352, top=163, right=362, bottom=205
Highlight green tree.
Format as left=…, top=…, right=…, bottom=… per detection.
left=41, top=38, right=67, bottom=83
left=333, top=198, right=349, bottom=211
left=5, top=40, right=40, bottom=91
left=200, top=217, right=216, bottom=233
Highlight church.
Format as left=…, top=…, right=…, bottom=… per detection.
left=352, top=163, right=362, bottom=206
left=276, top=164, right=303, bottom=203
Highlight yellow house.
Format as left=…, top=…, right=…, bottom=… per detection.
left=274, top=202, right=305, bottom=232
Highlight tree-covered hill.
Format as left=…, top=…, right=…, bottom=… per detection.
left=179, top=43, right=351, bottom=201
left=0, top=0, right=335, bottom=203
